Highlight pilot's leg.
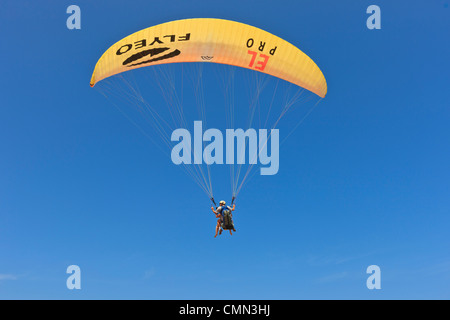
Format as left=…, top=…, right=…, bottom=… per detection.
left=214, top=221, right=220, bottom=238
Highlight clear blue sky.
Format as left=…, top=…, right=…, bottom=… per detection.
left=1, top=0, right=449, bottom=299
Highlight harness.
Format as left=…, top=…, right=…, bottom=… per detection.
left=219, top=206, right=233, bottom=230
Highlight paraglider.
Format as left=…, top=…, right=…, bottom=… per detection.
left=211, top=200, right=236, bottom=237
left=90, top=18, right=327, bottom=98
left=90, top=18, right=327, bottom=233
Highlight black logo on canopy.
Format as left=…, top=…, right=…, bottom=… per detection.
left=123, top=47, right=181, bottom=67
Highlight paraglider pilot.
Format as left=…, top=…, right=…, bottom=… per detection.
left=211, top=200, right=236, bottom=237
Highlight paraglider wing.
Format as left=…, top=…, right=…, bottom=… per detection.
left=90, top=18, right=327, bottom=98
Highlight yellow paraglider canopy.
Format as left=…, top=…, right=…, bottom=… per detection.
left=90, top=18, right=327, bottom=98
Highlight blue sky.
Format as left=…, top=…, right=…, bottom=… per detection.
left=0, top=0, right=449, bottom=299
